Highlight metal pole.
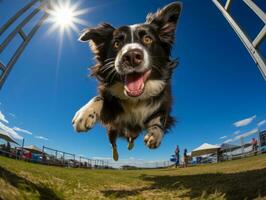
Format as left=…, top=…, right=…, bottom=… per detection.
left=0, top=13, right=49, bottom=89
left=240, top=137, right=244, bottom=157
left=0, top=3, right=45, bottom=53
left=42, top=146, right=45, bottom=163
left=21, top=138, right=25, bottom=159
left=0, top=0, right=39, bottom=36
left=0, top=0, right=49, bottom=89
left=224, top=0, right=232, bottom=11
left=243, top=0, right=266, bottom=23
left=212, top=0, right=266, bottom=80
left=252, top=26, right=266, bottom=48
left=257, top=127, right=261, bottom=152
left=55, top=150, right=58, bottom=163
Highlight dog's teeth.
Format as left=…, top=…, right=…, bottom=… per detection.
left=141, top=83, right=144, bottom=90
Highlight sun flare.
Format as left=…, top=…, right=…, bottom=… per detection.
left=46, top=0, right=89, bottom=37
left=53, top=7, right=74, bottom=27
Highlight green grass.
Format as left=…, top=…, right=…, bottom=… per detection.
left=0, top=154, right=266, bottom=200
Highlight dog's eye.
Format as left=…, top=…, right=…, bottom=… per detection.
left=114, top=41, right=121, bottom=49
left=143, top=35, right=153, bottom=45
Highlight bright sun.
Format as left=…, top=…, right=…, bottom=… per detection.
left=54, top=8, right=74, bottom=27
left=46, top=1, right=89, bottom=36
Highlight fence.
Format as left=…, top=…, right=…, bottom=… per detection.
left=220, top=129, right=264, bottom=160
left=41, top=146, right=110, bottom=168
left=0, top=142, right=172, bottom=169
left=41, top=146, right=173, bottom=169
left=6, top=131, right=265, bottom=168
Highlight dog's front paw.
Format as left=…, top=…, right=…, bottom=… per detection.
left=72, top=106, right=97, bottom=132
left=72, top=97, right=103, bottom=132
left=144, top=126, right=163, bottom=149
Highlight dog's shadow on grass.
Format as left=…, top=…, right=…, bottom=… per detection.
left=101, top=168, right=266, bottom=199
left=0, top=166, right=62, bottom=200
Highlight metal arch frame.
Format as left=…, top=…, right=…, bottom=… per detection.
left=213, top=0, right=266, bottom=80
left=0, top=0, right=49, bottom=89
left=1, top=0, right=265, bottom=90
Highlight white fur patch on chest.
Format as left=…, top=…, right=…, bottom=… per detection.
left=107, top=79, right=165, bottom=128
left=115, top=100, right=162, bottom=128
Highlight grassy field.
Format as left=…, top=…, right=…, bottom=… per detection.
left=0, top=154, right=266, bottom=200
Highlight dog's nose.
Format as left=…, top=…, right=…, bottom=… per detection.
left=122, top=49, right=143, bottom=67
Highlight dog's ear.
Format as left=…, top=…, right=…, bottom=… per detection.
left=79, top=23, right=115, bottom=63
left=79, top=23, right=115, bottom=53
left=146, top=2, right=182, bottom=46
left=79, top=23, right=115, bottom=81
left=79, top=23, right=115, bottom=43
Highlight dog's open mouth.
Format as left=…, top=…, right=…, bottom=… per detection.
left=124, top=70, right=151, bottom=97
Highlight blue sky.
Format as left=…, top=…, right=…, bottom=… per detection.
left=0, top=0, right=266, bottom=163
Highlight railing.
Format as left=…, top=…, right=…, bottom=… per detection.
left=0, top=0, right=49, bottom=88
left=0, top=145, right=173, bottom=169
left=212, top=0, right=266, bottom=80
left=220, top=129, right=264, bottom=161
left=41, top=146, right=109, bottom=168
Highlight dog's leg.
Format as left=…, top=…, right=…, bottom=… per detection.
left=112, top=143, right=119, bottom=161
left=107, top=128, right=119, bottom=161
left=127, top=137, right=134, bottom=150
left=144, top=116, right=164, bottom=149
left=72, top=96, right=103, bottom=132
left=125, top=131, right=138, bottom=151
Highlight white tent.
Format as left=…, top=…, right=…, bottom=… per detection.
left=192, top=143, right=220, bottom=157
left=23, top=145, right=43, bottom=154
left=0, top=130, right=18, bottom=144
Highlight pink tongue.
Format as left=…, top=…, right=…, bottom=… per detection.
left=125, top=73, right=144, bottom=91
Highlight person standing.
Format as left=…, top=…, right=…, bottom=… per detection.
left=251, top=138, right=258, bottom=155
left=175, top=145, right=180, bottom=168
left=6, top=142, right=11, bottom=157
left=183, top=148, right=188, bottom=167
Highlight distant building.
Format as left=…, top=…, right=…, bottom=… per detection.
left=260, top=130, right=266, bottom=153
left=121, top=165, right=138, bottom=170
left=260, top=130, right=266, bottom=147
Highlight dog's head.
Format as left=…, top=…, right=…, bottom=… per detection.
left=80, top=2, right=182, bottom=99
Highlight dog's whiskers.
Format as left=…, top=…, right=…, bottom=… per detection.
left=100, top=61, right=115, bottom=73
left=106, top=68, right=116, bottom=81
left=103, top=58, right=115, bottom=64
left=102, top=60, right=114, bottom=67
left=101, top=64, right=114, bottom=73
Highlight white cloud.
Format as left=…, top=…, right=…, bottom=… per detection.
left=258, top=120, right=266, bottom=127
left=0, top=121, right=23, bottom=140
left=233, top=130, right=240, bottom=135
left=35, top=136, right=48, bottom=140
left=233, top=115, right=256, bottom=127
left=219, top=135, right=227, bottom=140
left=0, top=111, right=9, bottom=124
left=0, top=111, right=33, bottom=140
left=223, top=139, right=233, bottom=143
left=224, top=128, right=259, bottom=144
left=235, top=128, right=258, bottom=140
left=13, top=127, right=33, bottom=135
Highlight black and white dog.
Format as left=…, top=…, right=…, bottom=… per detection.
left=72, top=2, right=182, bottom=161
